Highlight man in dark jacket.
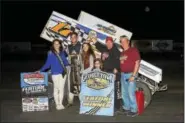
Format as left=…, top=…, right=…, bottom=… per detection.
left=91, top=36, right=122, bottom=114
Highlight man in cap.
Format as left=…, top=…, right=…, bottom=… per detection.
left=119, top=35, right=141, bottom=117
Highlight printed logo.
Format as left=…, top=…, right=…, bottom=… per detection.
left=83, top=72, right=113, bottom=90
left=120, top=55, right=128, bottom=64
left=96, top=24, right=116, bottom=36
left=50, top=22, right=71, bottom=37
left=23, top=73, right=45, bottom=85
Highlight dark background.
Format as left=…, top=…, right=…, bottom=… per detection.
left=1, top=1, right=184, bottom=62
left=1, top=1, right=184, bottom=75
left=1, top=1, right=184, bottom=43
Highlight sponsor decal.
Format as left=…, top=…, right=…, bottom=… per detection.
left=23, top=73, right=45, bottom=85
left=96, top=24, right=116, bottom=36
left=139, top=64, right=159, bottom=76
left=83, top=72, right=112, bottom=90
left=22, top=97, right=49, bottom=112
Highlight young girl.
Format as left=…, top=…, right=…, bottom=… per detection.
left=79, top=58, right=103, bottom=102
left=91, top=58, right=103, bottom=71
left=39, top=39, right=69, bottom=110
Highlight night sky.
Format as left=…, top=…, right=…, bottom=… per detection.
left=1, top=1, right=184, bottom=44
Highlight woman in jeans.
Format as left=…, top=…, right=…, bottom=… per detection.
left=39, top=39, right=69, bottom=110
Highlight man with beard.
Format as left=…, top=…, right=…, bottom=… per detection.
left=90, top=36, right=122, bottom=115
left=66, top=32, right=82, bottom=107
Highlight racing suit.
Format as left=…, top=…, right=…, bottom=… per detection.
left=66, top=42, right=82, bottom=105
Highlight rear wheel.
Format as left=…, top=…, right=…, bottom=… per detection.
left=136, top=82, right=152, bottom=108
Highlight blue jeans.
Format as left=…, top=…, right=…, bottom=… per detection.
left=121, top=72, right=137, bottom=113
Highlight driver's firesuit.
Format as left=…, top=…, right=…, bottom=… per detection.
left=66, top=41, right=81, bottom=106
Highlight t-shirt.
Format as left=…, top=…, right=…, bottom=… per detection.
left=120, top=47, right=140, bottom=72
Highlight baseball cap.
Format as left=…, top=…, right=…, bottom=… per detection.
left=105, top=36, right=113, bottom=43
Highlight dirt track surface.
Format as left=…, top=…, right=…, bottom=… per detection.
left=0, top=60, right=184, bottom=122
left=0, top=91, right=183, bottom=122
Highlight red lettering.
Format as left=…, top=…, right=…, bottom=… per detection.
left=24, top=74, right=44, bottom=79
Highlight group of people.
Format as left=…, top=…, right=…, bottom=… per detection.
left=38, top=32, right=140, bottom=117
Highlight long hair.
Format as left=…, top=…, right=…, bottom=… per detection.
left=51, top=39, right=63, bottom=53
left=81, top=42, right=95, bottom=64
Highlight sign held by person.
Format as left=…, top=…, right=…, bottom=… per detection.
left=79, top=70, right=115, bottom=116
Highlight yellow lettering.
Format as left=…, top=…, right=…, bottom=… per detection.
left=83, top=102, right=89, bottom=106
left=94, top=96, right=98, bottom=101
left=85, top=96, right=90, bottom=101
left=91, top=103, right=97, bottom=107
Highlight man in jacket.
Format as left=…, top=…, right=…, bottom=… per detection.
left=90, top=36, right=122, bottom=114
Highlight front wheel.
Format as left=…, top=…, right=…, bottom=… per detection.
left=136, top=82, right=152, bottom=108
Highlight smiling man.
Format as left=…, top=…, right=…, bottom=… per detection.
left=119, top=35, right=141, bottom=117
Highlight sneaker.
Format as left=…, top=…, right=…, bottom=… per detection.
left=56, top=105, right=65, bottom=110
left=66, top=103, right=73, bottom=108
left=118, top=109, right=130, bottom=115
left=114, top=110, right=120, bottom=116
left=56, top=105, right=59, bottom=110
left=127, top=112, right=138, bottom=117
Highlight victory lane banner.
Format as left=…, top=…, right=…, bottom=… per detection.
left=79, top=71, right=115, bottom=116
